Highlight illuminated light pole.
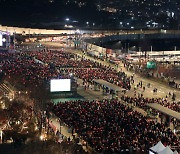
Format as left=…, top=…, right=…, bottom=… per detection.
left=139, top=47, right=141, bottom=59
left=128, top=43, right=129, bottom=52
left=86, top=22, right=89, bottom=28
left=13, top=29, right=16, bottom=50
left=150, top=45, right=153, bottom=59
left=5, top=27, right=8, bottom=49
left=29, top=29, right=30, bottom=40
left=93, top=22, right=95, bottom=28
left=150, top=45, right=153, bottom=53
left=65, top=18, right=70, bottom=29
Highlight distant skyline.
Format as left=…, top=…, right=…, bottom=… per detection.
left=0, top=0, right=179, bottom=29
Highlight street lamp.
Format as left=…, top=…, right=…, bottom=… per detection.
left=65, top=18, right=70, bottom=21
left=150, top=45, right=153, bottom=53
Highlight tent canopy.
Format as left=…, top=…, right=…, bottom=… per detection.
left=158, top=146, right=173, bottom=154
left=93, top=79, right=126, bottom=92
left=150, top=141, right=166, bottom=153
left=147, top=103, right=180, bottom=121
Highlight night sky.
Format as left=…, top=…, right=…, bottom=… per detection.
left=0, top=0, right=99, bottom=28
left=0, top=0, right=179, bottom=29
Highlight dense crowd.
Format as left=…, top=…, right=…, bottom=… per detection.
left=29, top=50, right=100, bottom=68
left=0, top=50, right=131, bottom=90
left=62, top=67, right=131, bottom=89
left=121, top=96, right=180, bottom=113
left=1, top=49, right=179, bottom=153
left=47, top=99, right=179, bottom=153
left=29, top=49, right=131, bottom=89
left=0, top=52, right=69, bottom=88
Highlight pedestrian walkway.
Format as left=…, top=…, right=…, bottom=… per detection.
left=77, top=79, right=110, bottom=100
left=70, top=48, right=180, bottom=102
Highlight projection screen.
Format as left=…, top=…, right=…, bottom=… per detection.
left=50, top=79, right=71, bottom=92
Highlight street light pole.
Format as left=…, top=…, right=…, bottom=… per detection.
left=29, top=29, right=30, bottom=40
left=13, top=30, right=16, bottom=50
left=174, top=46, right=176, bottom=51
left=150, top=45, right=153, bottom=53
left=139, top=47, right=141, bottom=59
left=128, top=43, right=129, bottom=52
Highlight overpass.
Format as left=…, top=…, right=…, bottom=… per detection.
left=1, top=25, right=180, bottom=35
left=84, top=33, right=180, bottom=51
left=85, top=33, right=180, bottom=44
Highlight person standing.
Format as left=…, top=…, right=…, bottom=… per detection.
left=172, top=93, right=176, bottom=101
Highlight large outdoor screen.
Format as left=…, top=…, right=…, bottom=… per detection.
left=0, top=34, right=2, bottom=46
left=50, top=79, right=71, bottom=92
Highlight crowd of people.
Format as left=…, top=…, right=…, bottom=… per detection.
left=0, top=52, right=68, bottom=88
left=29, top=49, right=100, bottom=68
left=47, top=99, right=179, bottom=153
left=62, top=67, right=131, bottom=89
left=1, top=48, right=179, bottom=153
left=121, top=95, right=180, bottom=113
left=29, top=49, right=131, bottom=89
left=0, top=49, right=131, bottom=90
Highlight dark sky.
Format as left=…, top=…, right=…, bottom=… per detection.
left=0, top=0, right=99, bottom=28
left=0, top=0, right=179, bottom=29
